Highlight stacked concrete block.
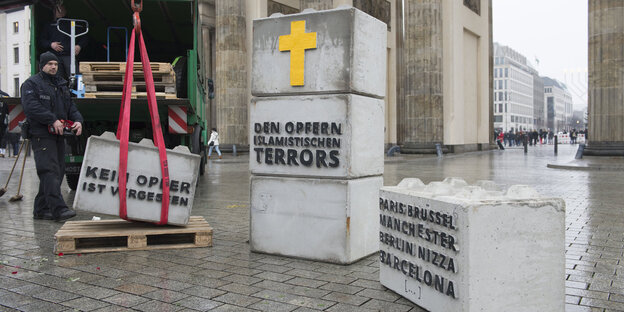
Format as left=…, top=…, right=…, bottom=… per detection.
left=379, top=178, right=565, bottom=311
left=250, top=7, right=387, bottom=264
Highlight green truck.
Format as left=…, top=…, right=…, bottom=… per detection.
left=1, top=0, right=209, bottom=189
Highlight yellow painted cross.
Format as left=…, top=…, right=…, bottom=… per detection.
left=279, top=20, right=317, bottom=86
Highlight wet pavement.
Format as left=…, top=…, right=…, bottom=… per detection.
left=1, top=143, right=623, bottom=311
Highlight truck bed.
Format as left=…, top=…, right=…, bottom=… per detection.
left=2, top=97, right=192, bottom=123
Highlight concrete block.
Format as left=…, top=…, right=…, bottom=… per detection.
left=250, top=175, right=382, bottom=264
left=379, top=178, right=565, bottom=312
left=252, top=7, right=387, bottom=98
left=250, top=94, right=384, bottom=178
left=74, top=132, right=200, bottom=226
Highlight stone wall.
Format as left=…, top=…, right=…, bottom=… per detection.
left=299, top=0, right=335, bottom=11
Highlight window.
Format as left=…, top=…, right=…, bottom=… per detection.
left=14, top=77, right=20, bottom=97
left=505, top=68, right=508, bottom=77
left=463, top=0, right=480, bottom=15
left=13, top=21, right=19, bottom=33
left=499, top=104, right=503, bottom=112
left=13, top=47, right=19, bottom=64
left=494, top=116, right=502, bottom=122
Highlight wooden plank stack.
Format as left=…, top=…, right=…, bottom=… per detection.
left=54, top=216, right=213, bottom=254
left=79, top=61, right=177, bottom=99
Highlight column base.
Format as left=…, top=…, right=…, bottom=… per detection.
left=218, top=144, right=249, bottom=153
left=583, top=142, right=624, bottom=156
left=400, top=143, right=494, bottom=154
left=400, top=142, right=448, bottom=154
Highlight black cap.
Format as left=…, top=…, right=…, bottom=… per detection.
left=39, top=51, right=59, bottom=69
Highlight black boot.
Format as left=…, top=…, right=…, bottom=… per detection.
left=34, top=210, right=54, bottom=220
left=55, top=208, right=76, bottom=221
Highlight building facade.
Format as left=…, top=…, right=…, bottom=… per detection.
left=492, top=43, right=535, bottom=132
left=0, top=6, right=31, bottom=97
left=529, top=66, right=545, bottom=130
left=543, top=77, right=573, bottom=133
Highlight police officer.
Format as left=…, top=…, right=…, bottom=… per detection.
left=21, top=51, right=83, bottom=221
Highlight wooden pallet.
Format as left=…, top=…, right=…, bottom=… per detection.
left=79, top=61, right=173, bottom=74
left=84, top=83, right=176, bottom=93
left=81, top=72, right=176, bottom=84
left=54, top=216, right=213, bottom=254
left=84, top=91, right=178, bottom=99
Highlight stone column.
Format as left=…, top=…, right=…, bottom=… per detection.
left=585, top=0, right=624, bottom=156
left=488, top=0, right=494, bottom=147
left=215, top=0, right=248, bottom=148
left=200, top=1, right=215, bottom=129
left=396, top=0, right=444, bottom=153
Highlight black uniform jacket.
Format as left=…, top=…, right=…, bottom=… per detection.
left=39, top=19, right=88, bottom=57
left=20, top=72, right=83, bottom=137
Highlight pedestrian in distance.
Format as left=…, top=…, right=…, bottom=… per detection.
left=7, top=132, right=20, bottom=157
left=21, top=52, right=84, bottom=221
left=0, top=97, right=8, bottom=157
left=496, top=131, right=505, bottom=150
left=207, top=128, right=222, bottom=159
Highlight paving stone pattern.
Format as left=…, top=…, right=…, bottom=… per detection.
left=0, top=144, right=623, bottom=311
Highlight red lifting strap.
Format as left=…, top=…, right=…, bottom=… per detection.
left=117, top=9, right=170, bottom=225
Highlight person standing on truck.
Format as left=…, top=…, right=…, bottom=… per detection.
left=39, top=4, right=88, bottom=81
left=207, top=128, right=222, bottom=159
left=21, top=52, right=84, bottom=221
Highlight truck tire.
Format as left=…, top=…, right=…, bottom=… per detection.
left=199, top=150, right=206, bottom=176
left=173, top=57, right=188, bottom=99
left=66, top=173, right=79, bottom=190
left=192, top=124, right=206, bottom=176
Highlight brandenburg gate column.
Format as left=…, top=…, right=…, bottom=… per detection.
left=215, top=0, right=248, bottom=148
left=585, top=0, right=624, bottom=156
left=396, top=0, right=444, bottom=153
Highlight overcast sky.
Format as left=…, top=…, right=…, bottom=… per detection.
left=493, top=0, right=588, bottom=110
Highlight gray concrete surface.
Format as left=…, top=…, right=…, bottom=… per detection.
left=1, top=143, right=623, bottom=311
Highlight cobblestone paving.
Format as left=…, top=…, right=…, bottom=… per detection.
left=0, top=144, right=623, bottom=311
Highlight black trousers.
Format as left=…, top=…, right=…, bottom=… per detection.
left=32, top=136, right=67, bottom=216
left=0, top=127, right=6, bottom=149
